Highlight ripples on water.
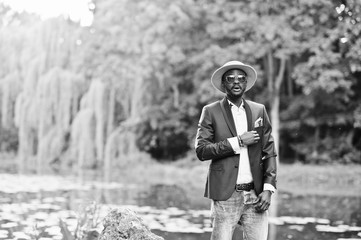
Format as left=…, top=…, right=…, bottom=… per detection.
left=0, top=174, right=360, bottom=240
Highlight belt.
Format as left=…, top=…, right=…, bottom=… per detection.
left=235, top=182, right=254, bottom=192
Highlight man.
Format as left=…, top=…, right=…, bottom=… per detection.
left=195, top=61, right=277, bottom=240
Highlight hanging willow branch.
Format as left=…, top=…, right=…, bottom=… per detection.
left=1, top=72, right=21, bottom=129
left=14, top=66, right=85, bottom=173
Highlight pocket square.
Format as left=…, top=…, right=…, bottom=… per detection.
left=254, top=117, right=263, bottom=128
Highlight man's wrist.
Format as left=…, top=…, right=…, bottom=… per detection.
left=237, top=135, right=244, bottom=147
left=263, top=183, right=276, bottom=193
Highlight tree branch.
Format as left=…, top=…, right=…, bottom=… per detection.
left=275, top=57, right=287, bottom=92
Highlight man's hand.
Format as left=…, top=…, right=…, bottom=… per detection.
left=255, top=190, right=272, bottom=212
left=239, top=131, right=260, bottom=146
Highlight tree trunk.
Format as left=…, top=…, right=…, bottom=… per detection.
left=271, top=57, right=286, bottom=158
left=287, top=59, right=294, bottom=97
left=172, top=84, right=180, bottom=108
left=107, top=87, right=116, bottom=137
left=104, top=128, right=121, bottom=183
left=267, top=51, right=274, bottom=94
left=268, top=56, right=286, bottom=240
left=314, top=124, right=320, bottom=153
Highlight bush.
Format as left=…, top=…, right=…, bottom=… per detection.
left=136, top=120, right=190, bottom=161
left=291, top=135, right=361, bottom=164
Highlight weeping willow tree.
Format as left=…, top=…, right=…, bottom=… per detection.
left=70, top=74, right=147, bottom=181
left=3, top=0, right=199, bottom=176
left=80, top=0, right=159, bottom=181
left=0, top=15, right=87, bottom=173
left=70, top=80, right=109, bottom=179
left=1, top=73, right=22, bottom=129
left=36, top=68, right=84, bottom=173
left=0, top=17, right=41, bottom=171
left=81, top=0, right=199, bottom=180
left=14, top=66, right=85, bottom=173
left=1, top=11, right=143, bottom=176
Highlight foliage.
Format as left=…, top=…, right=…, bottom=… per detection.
left=0, top=126, right=18, bottom=152
left=291, top=135, right=361, bottom=164
left=136, top=106, right=192, bottom=160
left=279, top=0, right=361, bottom=162
left=59, top=202, right=100, bottom=240
left=0, top=0, right=360, bottom=166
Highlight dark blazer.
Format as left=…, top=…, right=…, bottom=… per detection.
left=195, top=97, right=277, bottom=201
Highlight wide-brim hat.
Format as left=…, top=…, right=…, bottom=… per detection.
left=211, top=60, right=257, bottom=93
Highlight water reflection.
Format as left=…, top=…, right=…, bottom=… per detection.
left=89, top=185, right=361, bottom=240
left=0, top=179, right=360, bottom=240
left=137, top=184, right=190, bottom=209
left=278, top=192, right=361, bottom=225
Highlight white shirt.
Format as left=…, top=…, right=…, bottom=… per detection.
left=226, top=100, right=275, bottom=193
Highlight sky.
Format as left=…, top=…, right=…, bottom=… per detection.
left=0, top=0, right=94, bottom=26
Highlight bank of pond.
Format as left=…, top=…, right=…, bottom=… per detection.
left=0, top=174, right=360, bottom=240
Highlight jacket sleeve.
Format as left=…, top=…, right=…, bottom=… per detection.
left=262, top=106, right=277, bottom=188
left=195, top=106, right=235, bottom=161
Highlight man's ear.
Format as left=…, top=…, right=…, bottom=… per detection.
left=221, top=82, right=225, bottom=91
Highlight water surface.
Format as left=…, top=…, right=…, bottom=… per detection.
left=0, top=174, right=360, bottom=240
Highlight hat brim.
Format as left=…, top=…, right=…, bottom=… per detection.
left=211, top=63, right=257, bottom=93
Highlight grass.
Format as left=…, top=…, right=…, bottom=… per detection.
left=278, top=163, right=361, bottom=196
left=110, top=154, right=361, bottom=198
left=1, top=152, right=360, bottom=197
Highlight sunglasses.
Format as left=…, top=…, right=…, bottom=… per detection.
left=224, top=75, right=247, bottom=84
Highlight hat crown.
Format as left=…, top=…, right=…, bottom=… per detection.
left=211, top=60, right=257, bottom=93
left=223, top=61, right=245, bottom=67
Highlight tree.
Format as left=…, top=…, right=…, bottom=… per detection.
left=287, top=0, right=361, bottom=163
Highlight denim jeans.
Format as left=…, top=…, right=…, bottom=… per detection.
left=210, top=190, right=268, bottom=240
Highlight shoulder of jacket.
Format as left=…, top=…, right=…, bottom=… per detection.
left=204, top=100, right=222, bottom=109
left=244, top=99, right=264, bottom=109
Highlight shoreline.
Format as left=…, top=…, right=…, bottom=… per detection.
left=0, top=154, right=360, bottom=197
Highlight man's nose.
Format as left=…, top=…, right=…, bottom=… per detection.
left=233, top=78, right=241, bottom=84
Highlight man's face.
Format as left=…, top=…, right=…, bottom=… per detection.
left=221, top=69, right=247, bottom=98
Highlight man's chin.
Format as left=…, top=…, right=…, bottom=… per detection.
left=231, top=90, right=244, bottom=97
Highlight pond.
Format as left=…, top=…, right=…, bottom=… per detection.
left=0, top=174, right=360, bottom=240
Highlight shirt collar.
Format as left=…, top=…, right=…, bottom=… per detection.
left=227, top=99, right=244, bottom=109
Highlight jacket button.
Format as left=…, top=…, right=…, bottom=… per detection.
left=235, top=166, right=238, bottom=168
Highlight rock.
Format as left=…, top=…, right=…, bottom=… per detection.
left=99, top=208, right=164, bottom=240
left=85, top=230, right=100, bottom=240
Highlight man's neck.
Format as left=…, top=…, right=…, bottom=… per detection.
left=227, top=95, right=243, bottom=108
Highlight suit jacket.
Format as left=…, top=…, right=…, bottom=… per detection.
left=195, top=97, right=277, bottom=201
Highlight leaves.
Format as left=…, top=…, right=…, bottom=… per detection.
left=0, top=0, right=360, bottom=164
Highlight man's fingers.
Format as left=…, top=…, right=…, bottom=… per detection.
left=256, top=194, right=271, bottom=211
left=252, top=132, right=260, bottom=140
left=262, top=201, right=270, bottom=209
left=256, top=201, right=270, bottom=212
left=242, top=131, right=261, bottom=145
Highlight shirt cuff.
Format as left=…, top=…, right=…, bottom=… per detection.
left=263, top=183, right=276, bottom=194
left=227, top=137, right=241, bottom=154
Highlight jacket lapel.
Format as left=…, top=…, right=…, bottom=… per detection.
left=243, top=99, right=252, bottom=131
left=220, top=97, right=237, bottom=137
left=244, top=100, right=258, bottom=168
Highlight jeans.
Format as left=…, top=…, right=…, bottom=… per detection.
left=210, top=190, right=268, bottom=240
